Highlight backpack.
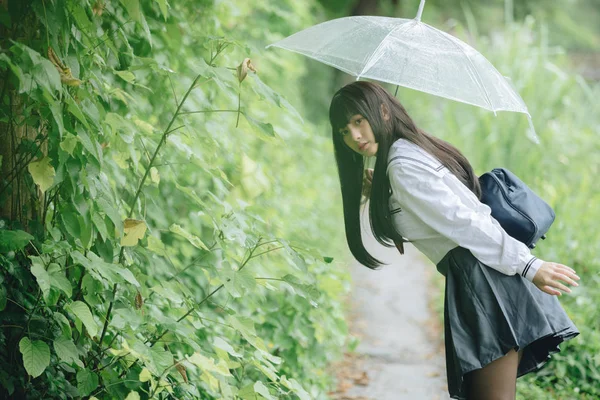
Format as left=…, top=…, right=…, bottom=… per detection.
left=479, top=168, right=555, bottom=249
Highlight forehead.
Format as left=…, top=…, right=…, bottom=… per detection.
left=339, top=114, right=363, bottom=131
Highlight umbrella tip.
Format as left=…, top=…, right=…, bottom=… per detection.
left=526, top=116, right=540, bottom=144
left=416, top=0, right=426, bottom=22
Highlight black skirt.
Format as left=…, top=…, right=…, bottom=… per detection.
left=436, top=247, right=580, bottom=400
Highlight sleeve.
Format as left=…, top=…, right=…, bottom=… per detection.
left=388, top=160, right=544, bottom=282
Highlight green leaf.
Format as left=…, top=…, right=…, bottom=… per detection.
left=30, top=257, right=51, bottom=297
left=114, top=70, right=136, bottom=83
left=19, top=337, right=50, bottom=378
left=0, top=284, right=6, bottom=311
left=278, top=239, right=308, bottom=273
left=0, top=229, right=33, bottom=252
left=213, top=336, right=243, bottom=358
left=48, top=263, right=72, bottom=297
left=53, top=312, right=72, bottom=338
left=219, top=268, right=256, bottom=298
left=146, top=235, right=167, bottom=256
left=120, top=0, right=152, bottom=45
left=53, top=337, right=80, bottom=365
left=49, top=101, right=65, bottom=138
left=281, top=274, right=320, bottom=307
left=169, top=224, right=208, bottom=250
left=60, top=132, right=79, bottom=155
left=76, top=369, right=98, bottom=397
left=323, top=256, right=334, bottom=263
left=243, top=113, right=278, bottom=141
left=67, top=301, right=98, bottom=337
left=76, top=125, right=103, bottom=165
left=66, top=96, right=90, bottom=130
left=155, top=0, right=169, bottom=20
left=28, top=156, right=55, bottom=193
left=254, top=381, right=276, bottom=400
left=249, top=74, right=303, bottom=122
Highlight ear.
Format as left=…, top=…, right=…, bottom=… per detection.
left=381, top=103, right=391, bottom=121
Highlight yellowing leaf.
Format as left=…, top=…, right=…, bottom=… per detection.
left=121, top=219, right=147, bottom=247
left=236, top=58, right=257, bottom=83
left=134, top=118, right=155, bottom=134
left=28, top=157, right=55, bottom=193
left=150, top=167, right=160, bottom=184
left=124, top=391, right=140, bottom=400
left=139, top=367, right=152, bottom=382
left=60, top=133, right=79, bottom=155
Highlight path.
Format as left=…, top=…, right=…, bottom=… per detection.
left=330, top=208, right=451, bottom=400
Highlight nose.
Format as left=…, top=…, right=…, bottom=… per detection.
left=349, top=126, right=362, bottom=141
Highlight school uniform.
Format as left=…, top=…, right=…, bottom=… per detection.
left=386, top=138, right=580, bottom=400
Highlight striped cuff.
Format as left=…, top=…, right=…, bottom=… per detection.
left=520, top=256, right=545, bottom=282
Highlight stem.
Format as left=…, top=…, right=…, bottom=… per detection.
left=250, top=246, right=285, bottom=259
left=97, top=283, right=117, bottom=347
left=179, top=109, right=239, bottom=115
left=236, top=88, right=241, bottom=128
left=144, top=238, right=263, bottom=347
left=94, top=75, right=212, bottom=369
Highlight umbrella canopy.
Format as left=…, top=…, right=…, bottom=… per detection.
left=266, top=0, right=538, bottom=142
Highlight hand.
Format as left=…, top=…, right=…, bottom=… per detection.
left=532, top=262, right=581, bottom=296
left=362, top=168, right=373, bottom=197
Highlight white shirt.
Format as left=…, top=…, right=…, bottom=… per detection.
left=386, top=138, right=544, bottom=282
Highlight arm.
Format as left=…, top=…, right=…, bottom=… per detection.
left=388, top=160, right=544, bottom=282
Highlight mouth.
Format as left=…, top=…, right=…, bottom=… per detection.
left=359, top=142, right=369, bottom=151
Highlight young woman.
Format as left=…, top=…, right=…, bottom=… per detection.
left=329, top=81, right=580, bottom=400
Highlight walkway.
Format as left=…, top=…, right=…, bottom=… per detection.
left=330, top=208, right=451, bottom=400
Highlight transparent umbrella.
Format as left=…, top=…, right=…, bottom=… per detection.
left=266, top=0, right=538, bottom=143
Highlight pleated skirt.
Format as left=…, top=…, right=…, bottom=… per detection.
left=436, top=246, right=580, bottom=400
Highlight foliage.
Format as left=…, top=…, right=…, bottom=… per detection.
left=0, top=0, right=350, bottom=399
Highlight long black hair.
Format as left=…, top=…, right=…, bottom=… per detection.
left=329, top=81, right=481, bottom=269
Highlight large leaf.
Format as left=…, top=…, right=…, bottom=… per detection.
left=67, top=301, right=98, bottom=337
left=19, top=337, right=50, bottom=378
left=30, top=257, right=51, bottom=297
left=28, top=156, right=55, bottom=193
left=53, top=337, right=81, bottom=366
left=121, top=219, right=147, bottom=247
left=76, top=369, right=98, bottom=397
left=48, top=263, right=72, bottom=297
left=219, top=268, right=256, bottom=298
left=281, top=274, right=320, bottom=307
left=0, top=229, right=33, bottom=252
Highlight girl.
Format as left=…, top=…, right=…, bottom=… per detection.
left=329, top=81, right=580, bottom=400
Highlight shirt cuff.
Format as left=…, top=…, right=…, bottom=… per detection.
left=520, top=256, right=545, bottom=282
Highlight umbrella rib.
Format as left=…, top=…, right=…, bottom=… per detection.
left=424, top=24, right=495, bottom=112
left=357, top=20, right=416, bottom=79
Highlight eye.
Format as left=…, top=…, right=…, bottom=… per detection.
left=355, top=118, right=363, bottom=125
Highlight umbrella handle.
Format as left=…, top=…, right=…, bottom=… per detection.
left=416, top=0, right=426, bottom=22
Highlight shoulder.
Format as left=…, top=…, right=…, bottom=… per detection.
left=387, top=139, right=446, bottom=177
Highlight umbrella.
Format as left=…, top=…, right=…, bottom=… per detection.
left=266, top=0, right=538, bottom=143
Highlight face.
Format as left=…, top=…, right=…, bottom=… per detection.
left=339, top=114, right=379, bottom=157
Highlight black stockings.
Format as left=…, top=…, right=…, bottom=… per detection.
left=463, top=347, right=524, bottom=400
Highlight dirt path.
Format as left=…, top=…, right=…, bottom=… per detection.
left=329, top=209, right=451, bottom=400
